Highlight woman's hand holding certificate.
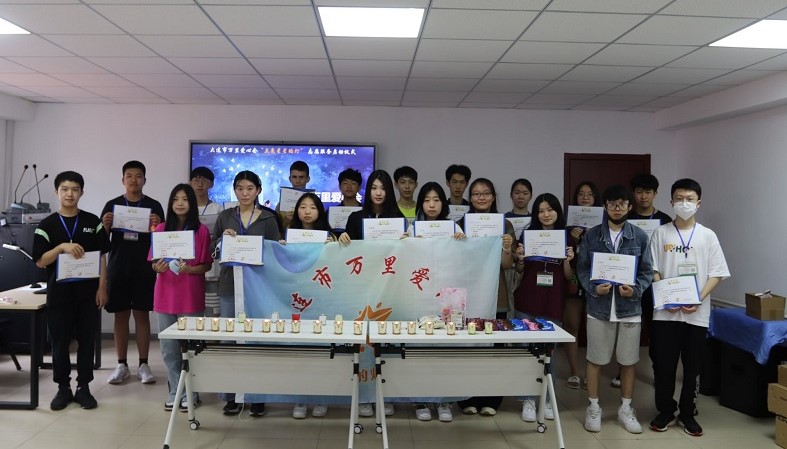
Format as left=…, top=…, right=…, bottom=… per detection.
left=590, top=252, right=637, bottom=286
left=151, top=230, right=195, bottom=260
left=523, top=230, right=566, bottom=260
left=220, top=234, right=263, bottom=265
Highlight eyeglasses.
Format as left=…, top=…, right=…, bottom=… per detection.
left=605, top=201, right=629, bottom=210
left=471, top=192, right=493, bottom=198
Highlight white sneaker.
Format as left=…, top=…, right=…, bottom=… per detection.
left=384, top=402, right=395, bottom=416
left=137, top=363, right=156, bottom=384
left=415, top=404, right=432, bottom=421
left=618, top=404, right=643, bottom=434
left=544, top=401, right=554, bottom=420
left=437, top=402, right=453, bottom=422
left=584, top=404, right=601, bottom=432
left=292, top=403, right=307, bottom=419
left=312, top=404, right=328, bottom=417
left=358, top=403, right=374, bottom=417
left=521, top=400, right=536, bottom=422
left=107, top=363, right=130, bottom=384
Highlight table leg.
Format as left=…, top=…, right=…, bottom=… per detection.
left=374, top=344, right=388, bottom=449
left=348, top=344, right=361, bottom=449
left=28, top=309, right=41, bottom=409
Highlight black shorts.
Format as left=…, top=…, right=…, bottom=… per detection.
left=105, top=272, right=155, bottom=313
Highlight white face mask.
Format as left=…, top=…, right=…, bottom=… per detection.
left=673, top=201, right=698, bottom=220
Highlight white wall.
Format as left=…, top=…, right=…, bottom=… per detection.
left=12, top=104, right=677, bottom=215
left=10, top=104, right=678, bottom=331
left=674, top=104, right=787, bottom=305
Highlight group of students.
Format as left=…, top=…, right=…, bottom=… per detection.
left=32, top=160, right=730, bottom=439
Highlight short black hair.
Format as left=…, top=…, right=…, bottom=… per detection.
left=290, top=160, right=309, bottom=175
left=602, top=185, right=634, bottom=205
left=54, top=171, right=84, bottom=190
left=445, top=164, right=471, bottom=182
left=671, top=178, right=702, bottom=200
left=510, top=178, right=533, bottom=195
left=122, top=160, right=146, bottom=176
left=393, top=166, right=418, bottom=182
left=190, top=166, right=215, bottom=182
left=338, top=168, right=362, bottom=185
left=630, top=173, right=659, bottom=191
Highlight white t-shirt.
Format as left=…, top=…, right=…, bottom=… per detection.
left=198, top=201, right=224, bottom=237
left=650, top=222, right=730, bottom=328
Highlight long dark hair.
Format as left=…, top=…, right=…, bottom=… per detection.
left=415, top=182, right=449, bottom=221
left=362, top=170, right=403, bottom=218
left=289, top=192, right=332, bottom=231
left=572, top=181, right=601, bottom=207
left=528, top=193, right=566, bottom=230
left=468, top=178, right=498, bottom=213
left=165, top=184, right=200, bottom=231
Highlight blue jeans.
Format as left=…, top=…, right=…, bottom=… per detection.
left=157, top=312, right=201, bottom=404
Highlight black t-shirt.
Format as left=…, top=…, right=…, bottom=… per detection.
left=32, top=211, right=110, bottom=304
left=101, top=195, right=165, bottom=280
left=344, top=209, right=405, bottom=240
left=629, top=209, right=672, bottom=225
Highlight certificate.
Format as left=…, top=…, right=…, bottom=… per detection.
left=151, top=231, right=195, bottom=260
left=446, top=205, right=470, bottom=222
left=112, top=205, right=151, bottom=233
left=506, top=216, right=531, bottom=239
left=523, top=230, right=566, bottom=259
left=328, top=206, right=361, bottom=230
left=630, top=219, right=661, bottom=239
left=590, top=252, right=637, bottom=285
left=464, top=213, right=504, bottom=237
left=57, top=251, right=101, bottom=282
left=652, top=276, right=701, bottom=310
left=286, top=229, right=328, bottom=243
left=220, top=235, right=263, bottom=265
left=566, top=205, right=604, bottom=228
left=362, top=218, right=406, bottom=240
left=413, top=220, right=456, bottom=238
left=278, top=187, right=307, bottom=213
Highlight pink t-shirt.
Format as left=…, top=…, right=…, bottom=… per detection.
left=149, top=223, right=213, bottom=314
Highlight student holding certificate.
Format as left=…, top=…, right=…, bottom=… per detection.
left=456, top=178, right=515, bottom=418
left=512, top=193, right=573, bottom=423
left=101, top=161, right=165, bottom=387
left=328, top=169, right=362, bottom=233
left=33, top=171, right=110, bottom=411
left=150, top=184, right=212, bottom=412
left=339, top=170, right=405, bottom=245
left=577, top=185, right=652, bottom=435
left=408, top=182, right=465, bottom=241
left=281, top=193, right=336, bottom=246
left=648, top=179, right=729, bottom=437
left=211, top=170, right=280, bottom=418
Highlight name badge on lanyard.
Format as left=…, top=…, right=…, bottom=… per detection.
left=677, top=263, right=698, bottom=277
left=536, top=271, right=554, bottom=287
left=123, top=232, right=139, bottom=241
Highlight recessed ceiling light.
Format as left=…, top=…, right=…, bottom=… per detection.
left=318, top=7, right=424, bottom=38
left=711, top=20, right=787, bottom=49
left=0, top=17, right=29, bottom=35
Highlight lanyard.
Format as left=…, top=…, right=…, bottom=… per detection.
left=649, top=210, right=655, bottom=219
left=201, top=203, right=209, bottom=216
left=236, top=207, right=255, bottom=235
left=58, top=214, right=79, bottom=243
left=124, top=194, right=144, bottom=207
left=673, top=222, right=696, bottom=259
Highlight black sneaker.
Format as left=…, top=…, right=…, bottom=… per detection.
left=50, top=386, right=73, bottom=411
left=677, top=414, right=703, bottom=437
left=250, top=402, right=266, bottom=417
left=74, top=385, right=97, bottom=409
left=222, top=400, right=242, bottom=416
left=649, top=412, right=675, bottom=432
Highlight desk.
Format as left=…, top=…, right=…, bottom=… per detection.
left=159, top=318, right=366, bottom=449
left=368, top=324, right=575, bottom=449
left=709, top=307, right=787, bottom=364
left=0, top=285, right=45, bottom=409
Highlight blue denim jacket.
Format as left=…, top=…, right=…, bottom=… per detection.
left=577, top=221, right=653, bottom=320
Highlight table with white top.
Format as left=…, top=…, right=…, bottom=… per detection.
left=0, top=285, right=46, bottom=409
left=368, top=323, right=575, bottom=449
left=158, top=318, right=367, bottom=449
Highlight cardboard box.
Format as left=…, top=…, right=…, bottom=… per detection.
left=746, top=292, right=786, bottom=321
left=780, top=365, right=787, bottom=387
left=777, top=415, right=787, bottom=448
left=770, top=383, right=787, bottom=417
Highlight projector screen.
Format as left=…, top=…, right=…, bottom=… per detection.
left=190, top=141, right=376, bottom=208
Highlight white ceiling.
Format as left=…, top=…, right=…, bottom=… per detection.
left=0, top=0, right=786, bottom=111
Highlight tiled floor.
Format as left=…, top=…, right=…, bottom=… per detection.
left=0, top=339, right=778, bottom=449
